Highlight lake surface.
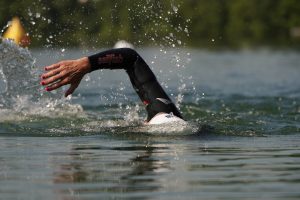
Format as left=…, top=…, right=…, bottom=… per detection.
left=0, top=40, right=299, bottom=199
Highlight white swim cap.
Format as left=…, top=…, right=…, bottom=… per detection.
left=114, top=40, right=134, bottom=49
left=147, top=112, right=185, bottom=125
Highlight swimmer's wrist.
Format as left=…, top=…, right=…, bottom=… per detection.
left=77, top=57, right=92, bottom=73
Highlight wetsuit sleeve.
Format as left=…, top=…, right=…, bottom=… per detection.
left=88, top=48, right=183, bottom=121
left=88, top=48, right=137, bottom=71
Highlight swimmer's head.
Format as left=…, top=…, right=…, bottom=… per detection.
left=114, top=40, right=134, bottom=49
left=147, top=112, right=185, bottom=125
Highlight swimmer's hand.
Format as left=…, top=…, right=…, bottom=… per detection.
left=40, top=57, right=91, bottom=97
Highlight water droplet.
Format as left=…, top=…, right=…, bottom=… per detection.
left=172, top=5, right=178, bottom=13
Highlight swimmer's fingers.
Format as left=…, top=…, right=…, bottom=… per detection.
left=44, top=63, right=60, bottom=71
left=41, top=69, right=69, bottom=86
left=41, top=73, right=61, bottom=86
left=41, top=67, right=62, bottom=79
left=45, top=77, right=70, bottom=91
left=65, top=82, right=80, bottom=97
left=42, top=61, right=70, bottom=79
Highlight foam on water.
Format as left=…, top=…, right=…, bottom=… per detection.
left=76, top=118, right=199, bottom=136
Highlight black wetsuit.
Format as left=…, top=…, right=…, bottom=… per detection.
left=88, top=48, right=183, bottom=121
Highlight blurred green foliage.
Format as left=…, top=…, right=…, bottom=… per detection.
left=1, top=0, right=300, bottom=48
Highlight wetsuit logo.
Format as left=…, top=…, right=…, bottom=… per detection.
left=156, top=98, right=171, bottom=105
left=98, top=54, right=123, bottom=65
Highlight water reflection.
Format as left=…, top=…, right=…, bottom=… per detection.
left=52, top=138, right=177, bottom=198
left=1, top=135, right=300, bottom=199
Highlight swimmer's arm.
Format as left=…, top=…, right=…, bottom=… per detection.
left=41, top=57, right=91, bottom=97
left=88, top=48, right=137, bottom=71
left=41, top=48, right=136, bottom=97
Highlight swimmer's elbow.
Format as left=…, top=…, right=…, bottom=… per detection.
left=119, top=48, right=141, bottom=66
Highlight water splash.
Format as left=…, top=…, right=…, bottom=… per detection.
left=0, top=39, right=38, bottom=107
left=126, top=1, right=196, bottom=109
left=0, top=39, right=85, bottom=122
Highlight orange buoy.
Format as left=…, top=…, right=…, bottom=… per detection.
left=2, top=17, right=30, bottom=47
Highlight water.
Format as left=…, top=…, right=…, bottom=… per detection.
left=0, top=40, right=299, bottom=199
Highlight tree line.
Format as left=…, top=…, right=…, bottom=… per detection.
left=1, top=0, right=300, bottom=48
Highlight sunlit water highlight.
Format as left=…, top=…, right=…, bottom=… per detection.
left=0, top=40, right=299, bottom=199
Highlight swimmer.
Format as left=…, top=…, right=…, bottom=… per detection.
left=40, top=48, right=184, bottom=125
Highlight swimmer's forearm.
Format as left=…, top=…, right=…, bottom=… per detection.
left=88, top=48, right=137, bottom=71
